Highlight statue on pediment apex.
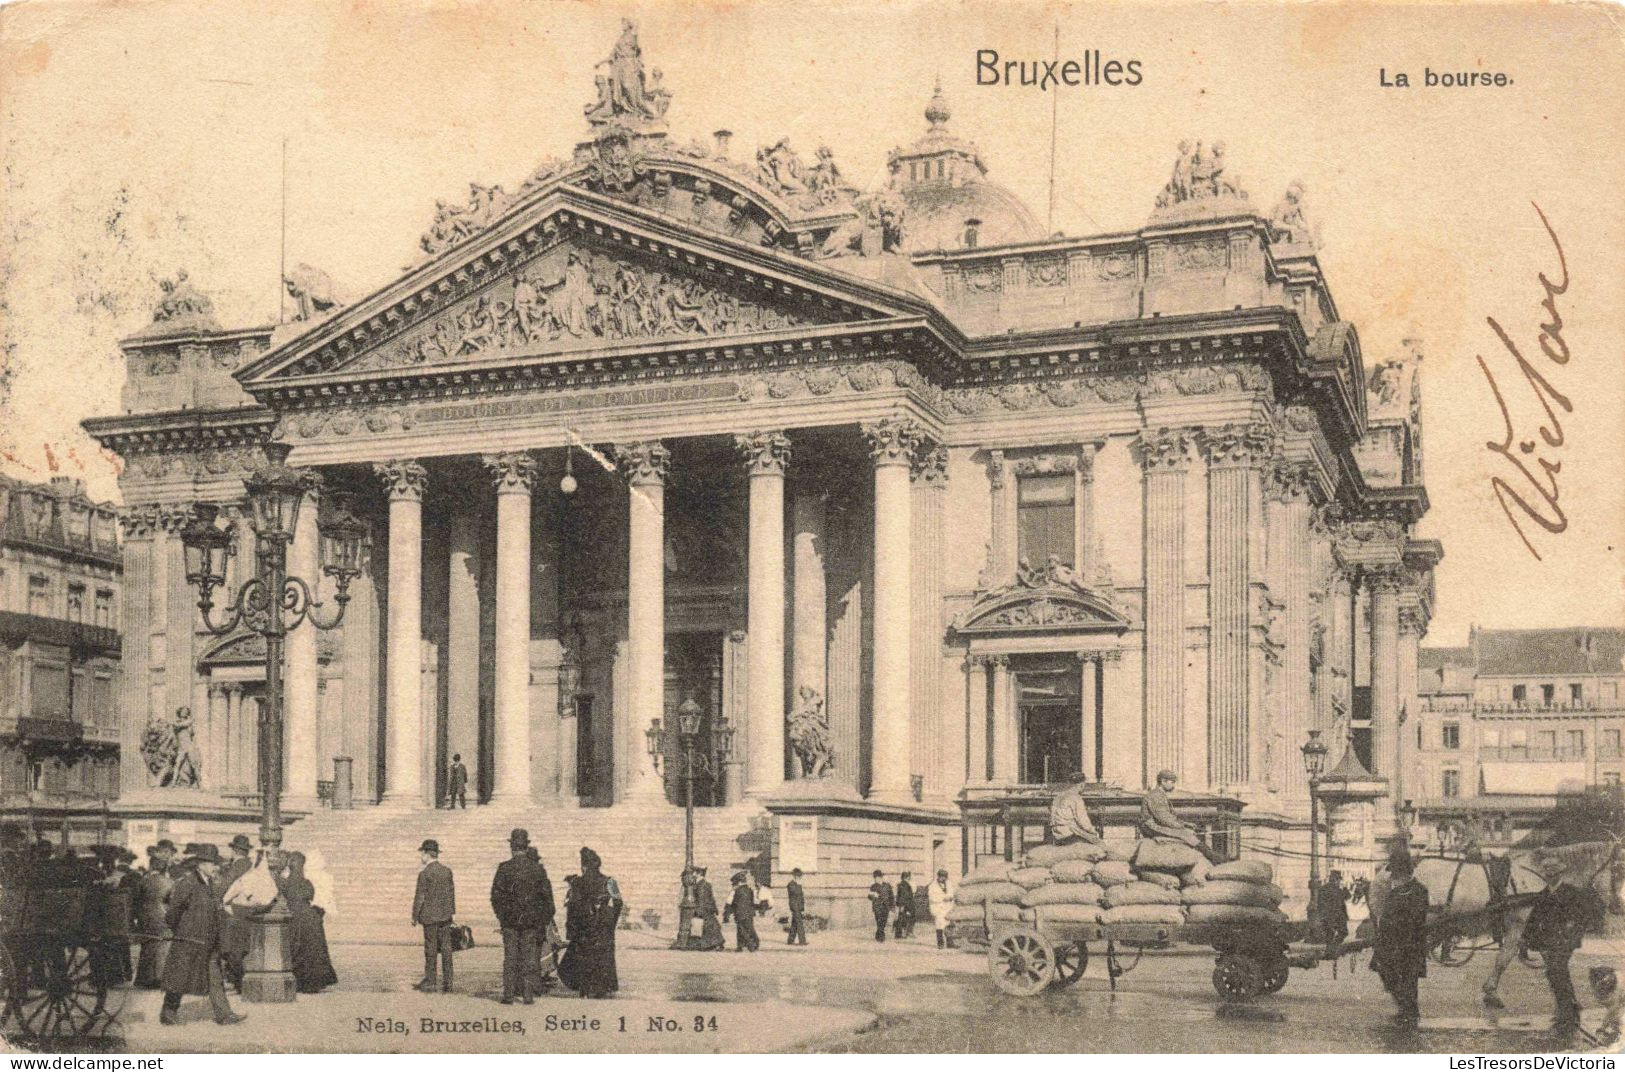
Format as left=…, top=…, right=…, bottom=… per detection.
left=151, top=269, right=218, bottom=327
left=818, top=191, right=905, bottom=258
left=584, top=20, right=670, bottom=127
left=1270, top=180, right=1321, bottom=250
left=421, top=182, right=511, bottom=256
left=1017, top=553, right=1089, bottom=593
left=1152, top=139, right=1250, bottom=216
left=283, top=262, right=342, bottom=322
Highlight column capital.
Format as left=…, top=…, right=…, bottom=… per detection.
left=1196, top=422, right=1276, bottom=469
left=1264, top=460, right=1318, bottom=504
left=614, top=440, right=670, bottom=486
left=118, top=505, right=163, bottom=539
left=1364, top=564, right=1407, bottom=596
left=1131, top=427, right=1195, bottom=472
left=965, top=652, right=990, bottom=671
left=154, top=503, right=198, bottom=534
left=861, top=417, right=924, bottom=468
left=911, top=442, right=949, bottom=484
left=483, top=451, right=539, bottom=494
left=374, top=459, right=428, bottom=502
left=988, top=653, right=1011, bottom=670
left=1399, top=605, right=1428, bottom=637
left=734, top=431, right=791, bottom=477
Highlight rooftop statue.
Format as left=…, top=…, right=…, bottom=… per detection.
left=420, top=182, right=511, bottom=256
left=1153, top=139, right=1249, bottom=212
left=151, top=269, right=217, bottom=325
left=583, top=19, right=671, bottom=127
left=1270, top=180, right=1320, bottom=249
left=283, top=262, right=342, bottom=322
left=818, top=191, right=905, bottom=257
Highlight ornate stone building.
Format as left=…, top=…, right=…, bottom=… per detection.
left=84, top=26, right=1439, bottom=929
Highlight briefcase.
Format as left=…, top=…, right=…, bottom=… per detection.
left=448, top=923, right=476, bottom=952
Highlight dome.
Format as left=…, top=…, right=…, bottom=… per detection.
left=888, top=81, right=1042, bottom=254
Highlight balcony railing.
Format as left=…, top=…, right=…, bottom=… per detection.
left=0, top=611, right=120, bottom=655
left=1477, top=746, right=1590, bottom=762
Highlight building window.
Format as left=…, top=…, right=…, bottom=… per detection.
left=1442, top=769, right=1461, bottom=798
left=28, top=575, right=51, bottom=616
left=1542, top=684, right=1555, bottom=706
left=94, top=590, right=112, bottom=628
left=1508, top=728, right=1527, bottom=757
left=1571, top=683, right=1584, bottom=704
left=1567, top=729, right=1585, bottom=754
left=1602, top=729, right=1621, bottom=758
left=1017, top=473, right=1076, bottom=569
left=67, top=583, right=85, bottom=622
left=1535, top=729, right=1556, bottom=757
left=1512, top=685, right=1527, bottom=704
left=1442, top=722, right=1460, bottom=750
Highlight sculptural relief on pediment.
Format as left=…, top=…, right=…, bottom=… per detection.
left=354, top=245, right=821, bottom=372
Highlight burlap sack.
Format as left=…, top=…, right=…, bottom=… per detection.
left=957, top=881, right=1027, bottom=906
left=1138, top=871, right=1183, bottom=890
left=1051, top=859, right=1098, bottom=883
left=1105, top=881, right=1185, bottom=907
left=1205, top=860, right=1274, bottom=884
left=1132, top=838, right=1206, bottom=873
left=1182, top=904, right=1286, bottom=926
left=1024, top=841, right=1109, bottom=867
left=1022, top=882, right=1107, bottom=907
left=1102, top=838, right=1140, bottom=862
left=1180, top=881, right=1284, bottom=909
left=960, top=862, right=1017, bottom=886
left=1009, top=866, right=1054, bottom=889
left=1102, top=903, right=1185, bottom=926
left=1030, top=903, right=1103, bottom=924
left=1090, top=860, right=1135, bottom=887
left=948, top=902, right=1027, bottom=923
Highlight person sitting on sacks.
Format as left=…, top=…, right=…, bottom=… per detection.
left=1049, top=777, right=1103, bottom=846
left=1138, top=770, right=1221, bottom=864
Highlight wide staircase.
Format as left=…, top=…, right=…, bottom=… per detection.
left=285, top=802, right=769, bottom=943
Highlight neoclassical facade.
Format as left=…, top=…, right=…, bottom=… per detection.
left=86, top=25, right=1439, bottom=917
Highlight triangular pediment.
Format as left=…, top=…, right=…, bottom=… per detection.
left=952, top=581, right=1131, bottom=638
left=237, top=190, right=937, bottom=389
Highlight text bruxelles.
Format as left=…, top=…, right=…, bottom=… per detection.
left=976, top=49, right=1144, bottom=89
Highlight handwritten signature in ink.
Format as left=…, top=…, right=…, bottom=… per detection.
left=1476, top=203, right=1571, bottom=561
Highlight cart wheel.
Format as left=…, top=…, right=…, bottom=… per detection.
left=1212, top=953, right=1264, bottom=1001
left=1259, top=957, right=1290, bottom=995
left=1054, top=942, right=1088, bottom=986
left=0, top=940, right=21, bottom=1037
left=9, top=941, right=107, bottom=1042
left=988, top=929, right=1056, bottom=996
left=1434, top=935, right=1474, bottom=967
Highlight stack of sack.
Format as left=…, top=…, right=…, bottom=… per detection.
left=1180, top=859, right=1288, bottom=925
left=948, top=840, right=1286, bottom=930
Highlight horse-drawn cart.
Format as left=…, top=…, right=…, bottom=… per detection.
left=957, top=903, right=1321, bottom=1000
left=0, top=883, right=130, bottom=1043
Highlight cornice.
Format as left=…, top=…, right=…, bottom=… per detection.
left=82, top=405, right=277, bottom=455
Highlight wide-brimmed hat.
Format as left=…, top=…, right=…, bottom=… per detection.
left=154, top=839, right=177, bottom=853
left=509, top=828, right=530, bottom=849
left=419, top=839, right=440, bottom=855
left=228, top=834, right=253, bottom=853
left=185, top=843, right=223, bottom=865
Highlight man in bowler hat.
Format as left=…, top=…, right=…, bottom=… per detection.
left=412, top=839, right=456, bottom=992
left=786, top=868, right=808, bottom=946
left=217, top=834, right=255, bottom=991
left=722, top=872, right=760, bottom=952
left=868, top=870, right=895, bottom=942
left=490, top=829, right=550, bottom=1003
left=447, top=754, right=469, bottom=809
left=160, top=844, right=245, bottom=1026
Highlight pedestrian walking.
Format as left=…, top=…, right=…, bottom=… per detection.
left=447, top=754, right=469, bottom=809
left=785, top=868, right=808, bottom=946
left=277, top=851, right=338, bottom=994
left=411, top=838, right=456, bottom=993
left=135, top=841, right=177, bottom=988
left=216, top=834, right=254, bottom=992
left=491, top=829, right=551, bottom=1004
left=692, top=865, right=725, bottom=950
left=893, top=872, right=917, bottom=939
left=868, top=870, right=894, bottom=942
left=1371, top=852, right=1429, bottom=1026
left=1316, top=869, right=1351, bottom=959
left=723, top=872, right=760, bottom=952
left=159, top=844, right=245, bottom=1026
left=1523, top=850, right=1606, bottom=1034
left=558, top=847, right=621, bottom=999
left=928, top=869, right=956, bottom=949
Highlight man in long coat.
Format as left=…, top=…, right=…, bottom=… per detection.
left=160, top=844, right=245, bottom=1026
left=722, top=872, right=760, bottom=952
left=216, top=834, right=254, bottom=991
left=1524, top=850, right=1606, bottom=1033
left=691, top=866, right=725, bottom=950
left=490, top=829, right=550, bottom=1004
left=868, top=870, right=895, bottom=942
left=1371, top=851, right=1430, bottom=1025
left=893, top=872, right=917, bottom=940
left=785, top=868, right=808, bottom=946
left=135, top=841, right=177, bottom=988
left=412, top=839, right=456, bottom=992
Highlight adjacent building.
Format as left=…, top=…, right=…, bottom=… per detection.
left=0, top=474, right=123, bottom=842
left=1412, top=627, right=1624, bottom=850
left=82, top=24, right=1440, bottom=928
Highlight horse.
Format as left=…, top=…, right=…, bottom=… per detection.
left=1366, top=838, right=1618, bottom=1008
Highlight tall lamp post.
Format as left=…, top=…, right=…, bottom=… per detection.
left=179, top=443, right=365, bottom=1002
left=647, top=697, right=735, bottom=876
left=1300, top=728, right=1329, bottom=889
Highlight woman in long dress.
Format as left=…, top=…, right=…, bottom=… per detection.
left=278, top=851, right=338, bottom=993
left=558, top=847, right=622, bottom=999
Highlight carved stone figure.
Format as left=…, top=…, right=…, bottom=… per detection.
left=1153, top=140, right=1249, bottom=210
left=805, top=145, right=847, bottom=203
left=140, top=706, right=201, bottom=789
left=151, top=270, right=217, bottom=324
left=1017, top=553, right=1091, bottom=592
left=583, top=20, right=670, bottom=126
left=1270, top=180, right=1317, bottom=248
left=818, top=192, right=905, bottom=257
left=756, top=138, right=809, bottom=194
left=283, top=263, right=341, bottom=321
left=420, top=183, right=510, bottom=256
left=787, top=686, right=834, bottom=778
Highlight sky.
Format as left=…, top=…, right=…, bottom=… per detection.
left=1, top=0, right=1621, bottom=645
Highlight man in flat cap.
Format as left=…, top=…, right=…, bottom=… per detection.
left=412, top=839, right=456, bottom=992
left=1139, top=769, right=1220, bottom=864
left=490, top=829, right=549, bottom=1004
left=160, top=844, right=245, bottom=1026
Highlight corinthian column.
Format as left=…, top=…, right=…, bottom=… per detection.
left=285, top=486, right=322, bottom=806
left=616, top=441, right=670, bottom=802
left=375, top=460, right=428, bottom=805
left=736, top=431, right=791, bottom=797
left=966, top=654, right=990, bottom=784
left=1368, top=566, right=1402, bottom=785
left=1397, top=605, right=1425, bottom=806
left=1267, top=463, right=1316, bottom=798
left=790, top=485, right=828, bottom=781
left=485, top=452, right=538, bottom=803
left=862, top=417, right=921, bottom=802
left=1134, top=427, right=1192, bottom=784
left=1199, top=423, right=1273, bottom=789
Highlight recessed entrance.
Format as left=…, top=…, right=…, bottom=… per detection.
left=1015, top=657, right=1081, bottom=785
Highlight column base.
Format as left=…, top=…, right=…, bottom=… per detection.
left=865, top=788, right=916, bottom=805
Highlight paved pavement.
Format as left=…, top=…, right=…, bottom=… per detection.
left=12, top=928, right=1622, bottom=1053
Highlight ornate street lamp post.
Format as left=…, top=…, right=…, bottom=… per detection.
left=1300, top=728, right=1329, bottom=889
left=648, top=697, right=734, bottom=944
left=179, top=443, right=365, bottom=1002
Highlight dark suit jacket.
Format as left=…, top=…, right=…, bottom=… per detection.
left=869, top=881, right=895, bottom=914
left=694, top=879, right=719, bottom=918
left=491, top=855, right=553, bottom=929
left=787, top=880, right=806, bottom=914
left=449, top=763, right=468, bottom=791
left=161, top=867, right=222, bottom=996
left=895, top=881, right=916, bottom=919
left=1525, top=883, right=1604, bottom=954
left=1373, top=877, right=1430, bottom=979
left=723, top=884, right=756, bottom=923
left=413, top=860, right=456, bottom=925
